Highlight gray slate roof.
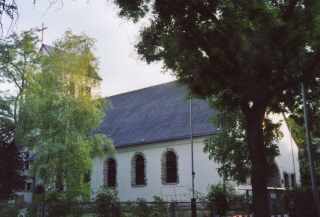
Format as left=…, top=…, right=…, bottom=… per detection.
left=39, top=44, right=55, bottom=55
left=95, top=82, right=219, bottom=147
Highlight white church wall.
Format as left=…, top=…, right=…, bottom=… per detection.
left=91, top=136, right=223, bottom=202
left=272, top=113, right=300, bottom=186
left=91, top=114, right=300, bottom=201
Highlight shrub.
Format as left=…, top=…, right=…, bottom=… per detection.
left=93, top=185, right=120, bottom=217
left=284, top=186, right=316, bottom=216
left=33, top=190, right=85, bottom=217
left=206, top=182, right=229, bottom=216
left=0, top=205, right=20, bottom=217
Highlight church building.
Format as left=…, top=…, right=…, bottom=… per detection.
left=90, top=81, right=300, bottom=202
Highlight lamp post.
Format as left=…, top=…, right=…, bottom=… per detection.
left=190, top=99, right=196, bottom=217
left=301, top=83, right=320, bottom=217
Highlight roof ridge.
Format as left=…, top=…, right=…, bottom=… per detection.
left=106, top=80, right=177, bottom=98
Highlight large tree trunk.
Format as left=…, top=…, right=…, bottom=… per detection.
left=242, top=102, right=270, bottom=217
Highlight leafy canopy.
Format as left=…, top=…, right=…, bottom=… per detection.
left=15, top=30, right=114, bottom=199
left=203, top=107, right=282, bottom=183
left=0, top=131, right=26, bottom=201
left=0, top=29, right=39, bottom=201
left=110, top=0, right=320, bottom=216
left=0, top=29, right=41, bottom=123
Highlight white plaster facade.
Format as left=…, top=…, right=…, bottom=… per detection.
left=16, top=81, right=300, bottom=203
left=91, top=113, right=300, bottom=202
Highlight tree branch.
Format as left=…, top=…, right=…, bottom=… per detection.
left=269, top=57, right=320, bottom=98
left=282, top=0, right=299, bottom=22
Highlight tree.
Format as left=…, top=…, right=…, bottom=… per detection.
left=0, top=0, right=18, bottom=37
left=0, top=29, right=41, bottom=124
left=203, top=107, right=282, bottom=184
left=287, top=93, right=320, bottom=186
left=110, top=0, right=320, bottom=216
left=16, top=30, right=114, bottom=200
left=0, top=128, right=26, bottom=201
left=0, top=29, right=40, bottom=201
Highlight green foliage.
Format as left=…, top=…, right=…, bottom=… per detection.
left=287, top=115, right=320, bottom=186
left=193, top=189, right=207, bottom=203
left=34, top=190, right=86, bottom=217
left=0, top=204, right=20, bottom=217
left=205, top=183, right=230, bottom=216
left=110, top=0, right=320, bottom=214
left=93, top=186, right=120, bottom=217
left=204, top=108, right=282, bottom=183
left=287, top=117, right=307, bottom=149
left=123, top=196, right=169, bottom=217
left=128, top=198, right=153, bottom=217
left=0, top=29, right=39, bottom=201
left=197, top=182, right=247, bottom=216
left=15, top=30, right=114, bottom=199
left=151, top=196, right=169, bottom=217
left=0, top=134, right=26, bottom=201
left=94, top=185, right=120, bottom=203
left=0, top=32, right=39, bottom=203
left=284, top=185, right=317, bottom=216
left=0, top=29, right=41, bottom=123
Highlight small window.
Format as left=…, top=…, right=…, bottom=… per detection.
left=136, top=155, right=145, bottom=185
left=291, top=174, right=295, bottom=187
left=166, top=152, right=177, bottom=183
left=26, top=183, right=32, bottom=191
left=19, top=181, right=26, bottom=191
left=108, top=159, right=116, bottom=187
left=284, top=173, right=289, bottom=188
left=84, top=173, right=91, bottom=183
left=25, top=152, right=30, bottom=170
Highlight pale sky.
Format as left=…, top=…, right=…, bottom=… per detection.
left=2, top=0, right=175, bottom=97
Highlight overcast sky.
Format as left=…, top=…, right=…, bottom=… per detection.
left=3, top=0, right=175, bottom=97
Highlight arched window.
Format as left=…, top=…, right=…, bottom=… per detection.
left=267, top=162, right=281, bottom=187
left=131, top=152, right=147, bottom=187
left=161, top=148, right=179, bottom=185
left=104, top=155, right=118, bottom=188
left=166, top=152, right=177, bottom=183
left=108, top=159, right=116, bottom=187
left=136, top=155, right=145, bottom=185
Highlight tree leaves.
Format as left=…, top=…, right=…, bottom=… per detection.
left=13, top=30, right=114, bottom=199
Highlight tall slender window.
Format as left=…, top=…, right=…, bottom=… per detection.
left=284, top=173, right=289, bottom=188
left=25, top=152, right=30, bottom=170
left=291, top=174, right=295, bottom=187
left=166, top=152, right=177, bottom=183
left=108, top=159, right=116, bottom=187
left=136, top=155, right=145, bottom=185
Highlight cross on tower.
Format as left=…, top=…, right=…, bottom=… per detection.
left=40, top=23, right=48, bottom=45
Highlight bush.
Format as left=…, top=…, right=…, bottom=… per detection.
left=206, top=183, right=229, bottom=216
left=123, top=196, right=169, bottom=217
left=284, top=186, right=316, bottom=216
left=198, top=182, right=247, bottom=215
left=34, top=190, right=86, bottom=217
left=93, top=185, right=120, bottom=217
left=0, top=205, right=20, bottom=217
left=152, top=196, right=169, bottom=217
